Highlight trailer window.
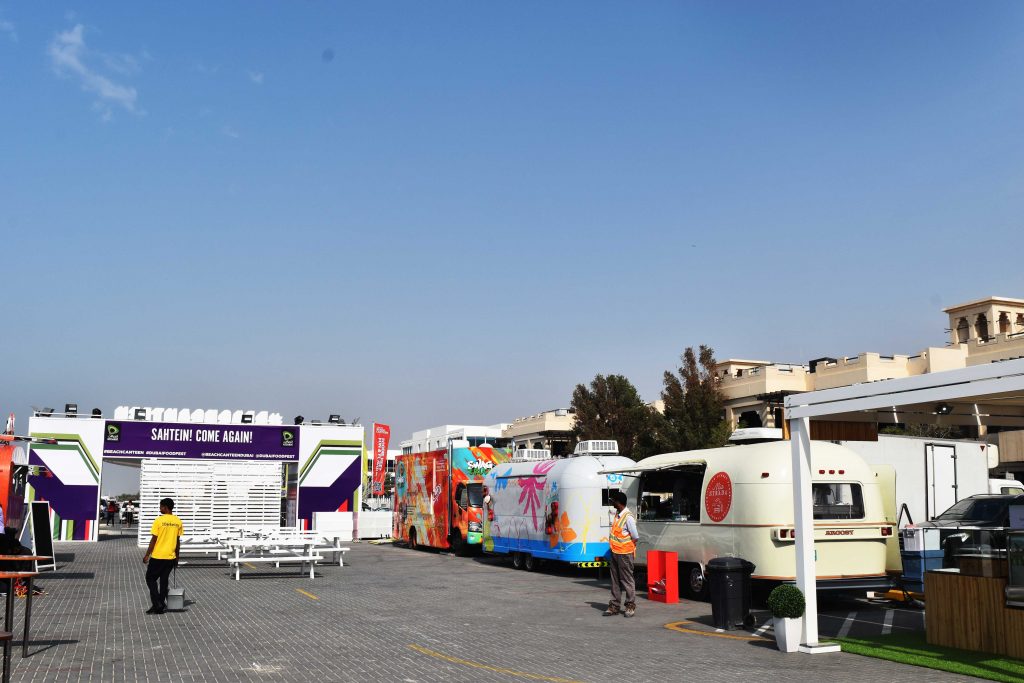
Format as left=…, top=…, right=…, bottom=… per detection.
left=456, top=484, right=468, bottom=510
left=639, top=466, right=705, bottom=522
left=813, top=483, right=864, bottom=519
left=467, top=483, right=484, bottom=508
left=601, top=489, right=623, bottom=507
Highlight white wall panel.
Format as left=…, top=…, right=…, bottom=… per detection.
left=138, top=459, right=282, bottom=546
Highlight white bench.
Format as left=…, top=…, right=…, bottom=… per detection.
left=226, top=554, right=324, bottom=580
left=179, top=542, right=228, bottom=554
left=309, top=545, right=350, bottom=566
left=256, top=536, right=349, bottom=566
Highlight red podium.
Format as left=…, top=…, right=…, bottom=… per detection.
left=646, top=550, right=679, bottom=603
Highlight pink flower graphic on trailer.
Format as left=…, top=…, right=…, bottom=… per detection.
left=518, top=460, right=557, bottom=530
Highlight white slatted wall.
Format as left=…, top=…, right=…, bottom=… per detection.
left=138, top=459, right=282, bottom=546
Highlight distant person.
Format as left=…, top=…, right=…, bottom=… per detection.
left=603, top=491, right=639, bottom=618
left=142, top=498, right=183, bottom=615
left=123, top=502, right=135, bottom=526
left=106, top=501, right=117, bottom=526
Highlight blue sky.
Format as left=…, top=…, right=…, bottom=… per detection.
left=2, top=3, right=1023, bottom=486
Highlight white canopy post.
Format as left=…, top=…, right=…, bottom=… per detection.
left=790, top=417, right=819, bottom=648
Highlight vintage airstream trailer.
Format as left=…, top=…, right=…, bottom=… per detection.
left=603, top=440, right=893, bottom=597
left=482, top=444, right=635, bottom=570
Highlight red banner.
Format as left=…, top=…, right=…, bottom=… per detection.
left=371, top=423, right=391, bottom=495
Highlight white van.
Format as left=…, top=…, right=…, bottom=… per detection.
left=602, top=440, right=893, bottom=598
left=989, top=478, right=1024, bottom=495
left=482, top=449, right=636, bottom=570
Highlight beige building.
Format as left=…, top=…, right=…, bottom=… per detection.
left=718, top=296, right=1024, bottom=443
left=945, top=296, right=1024, bottom=365
left=503, top=401, right=666, bottom=457
left=502, top=409, right=575, bottom=456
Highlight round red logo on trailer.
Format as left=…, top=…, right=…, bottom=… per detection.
left=704, top=472, right=732, bottom=522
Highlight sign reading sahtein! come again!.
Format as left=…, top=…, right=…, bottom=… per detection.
left=102, top=420, right=300, bottom=461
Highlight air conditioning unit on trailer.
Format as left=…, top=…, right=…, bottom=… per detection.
left=572, top=440, right=619, bottom=456
left=512, top=449, right=551, bottom=462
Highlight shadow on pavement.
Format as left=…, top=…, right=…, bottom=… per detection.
left=16, top=639, right=80, bottom=656
left=34, top=572, right=94, bottom=580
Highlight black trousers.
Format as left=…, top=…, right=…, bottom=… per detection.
left=146, top=558, right=175, bottom=608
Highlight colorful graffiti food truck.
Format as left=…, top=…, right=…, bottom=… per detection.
left=482, top=441, right=635, bottom=570
left=601, top=440, right=893, bottom=598
left=394, top=440, right=512, bottom=552
left=0, top=415, right=32, bottom=534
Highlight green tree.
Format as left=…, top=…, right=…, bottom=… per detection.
left=879, top=423, right=965, bottom=440
left=570, top=374, right=658, bottom=461
left=659, top=345, right=730, bottom=452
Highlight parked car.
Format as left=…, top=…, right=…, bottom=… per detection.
left=916, top=494, right=1024, bottom=566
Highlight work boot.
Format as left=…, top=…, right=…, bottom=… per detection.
left=602, top=601, right=621, bottom=616
left=623, top=601, right=636, bottom=618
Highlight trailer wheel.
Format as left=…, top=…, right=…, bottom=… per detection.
left=511, top=552, right=525, bottom=570
left=683, top=562, right=708, bottom=600
left=523, top=554, right=540, bottom=572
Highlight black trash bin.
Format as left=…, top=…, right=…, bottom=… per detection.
left=706, top=557, right=756, bottom=630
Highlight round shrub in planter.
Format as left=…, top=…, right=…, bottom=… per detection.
left=768, top=584, right=805, bottom=653
left=768, top=584, right=805, bottom=619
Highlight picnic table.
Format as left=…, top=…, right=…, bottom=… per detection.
left=223, top=539, right=325, bottom=580
left=175, top=529, right=349, bottom=579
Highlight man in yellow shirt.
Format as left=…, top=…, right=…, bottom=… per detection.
left=142, top=498, right=183, bottom=615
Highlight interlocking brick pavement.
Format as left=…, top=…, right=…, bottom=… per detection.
left=4, top=534, right=979, bottom=682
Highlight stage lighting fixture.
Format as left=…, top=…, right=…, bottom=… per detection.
left=134, top=408, right=147, bottom=420
left=241, top=413, right=254, bottom=425
left=294, top=415, right=304, bottom=425
left=91, top=408, right=103, bottom=419
left=328, top=414, right=341, bottom=424
left=65, top=403, right=78, bottom=417
left=935, top=402, right=953, bottom=415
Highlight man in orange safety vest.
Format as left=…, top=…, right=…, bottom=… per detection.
left=604, top=490, right=639, bottom=618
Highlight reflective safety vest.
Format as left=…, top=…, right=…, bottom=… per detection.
left=609, top=509, right=636, bottom=555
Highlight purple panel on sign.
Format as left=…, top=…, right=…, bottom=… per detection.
left=102, top=421, right=299, bottom=461
left=29, top=450, right=98, bottom=535
left=298, top=458, right=362, bottom=524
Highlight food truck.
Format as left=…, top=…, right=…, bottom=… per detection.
left=393, top=440, right=512, bottom=552
left=482, top=442, right=635, bottom=570
left=601, top=440, right=893, bottom=598
left=0, top=414, right=41, bottom=535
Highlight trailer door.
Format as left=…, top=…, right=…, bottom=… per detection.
left=927, top=444, right=957, bottom=519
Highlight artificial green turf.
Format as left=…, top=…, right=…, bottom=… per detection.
left=840, top=632, right=1024, bottom=683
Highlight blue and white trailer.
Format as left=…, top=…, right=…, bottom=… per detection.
left=482, top=442, right=634, bottom=571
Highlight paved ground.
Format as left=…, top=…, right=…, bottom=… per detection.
left=4, top=532, right=977, bottom=682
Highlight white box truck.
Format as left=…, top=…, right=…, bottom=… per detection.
left=838, top=435, right=997, bottom=525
